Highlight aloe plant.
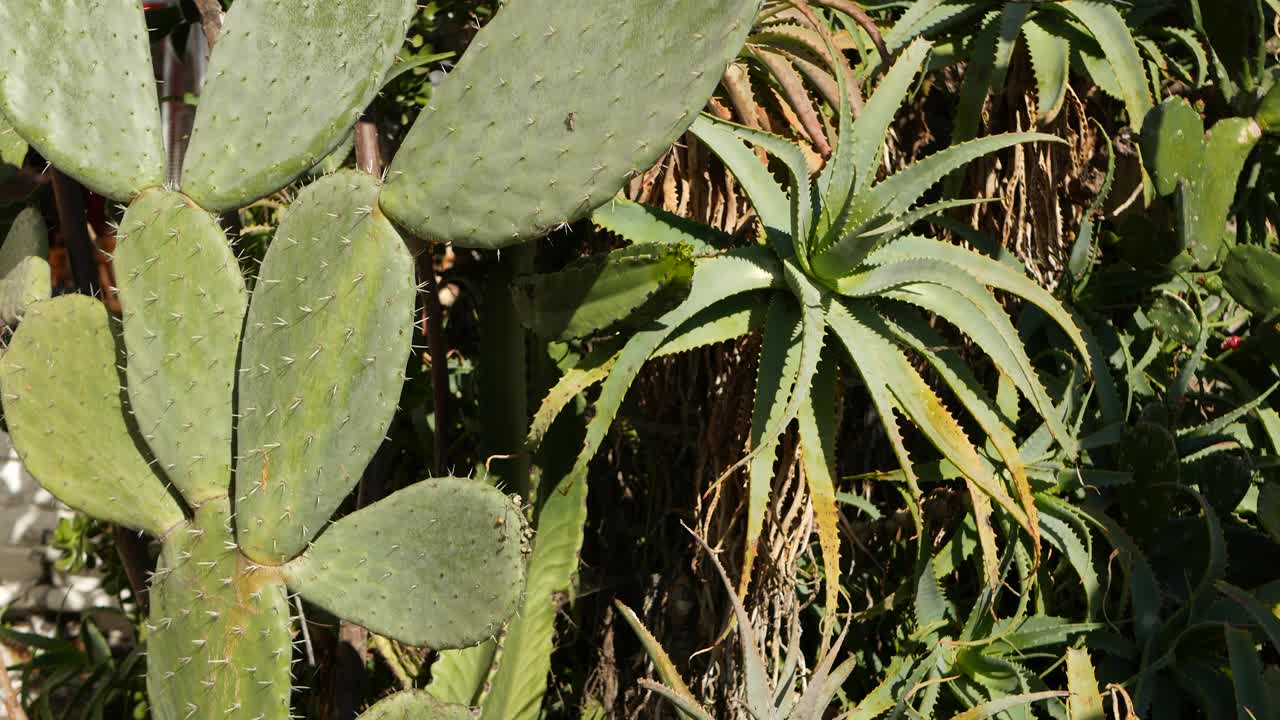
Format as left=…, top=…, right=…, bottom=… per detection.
left=516, top=41, right=1090, bottom=653
left=886, top=1, right=1153, bottom=133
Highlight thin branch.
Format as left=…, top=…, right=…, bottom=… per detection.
left=354, top=116, right=382, bottom=176
left=49, top=170, right=97, bottom=296
left=811, top=0, right=891, bottom=64
left=192, top=0, right=225, bottom=49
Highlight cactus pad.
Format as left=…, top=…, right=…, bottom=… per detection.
left=0, top=207, right=50, bottom=326
left=0, top=113, right=27, bottom=185
left=147, top=497, right=293, bottom=720
left=181, top=1, right=416, bottom=212
left=1183, top=118, right=1262, bottom=267
left=116, top=190, right=247, bottom=505
left=380, top=0, right=760, bottom=248
left=284, top=478, right=528, bottom=649
left=356, top=690, right=474, bottom=720
left=1222, top=245, right=1280, bottom=317
left=0, top=296, right=184, bottom=536
left=0, top=0, right=165, bottom=201
left=234, top=171, right=415, bottom=563
left=1140, top=97, right=1204, bottom=197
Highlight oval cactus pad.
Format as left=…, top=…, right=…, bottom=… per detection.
left=380, top=0, right=761, bottom=248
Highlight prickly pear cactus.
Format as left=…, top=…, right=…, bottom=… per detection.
left=0, top=206, right=50, bottom=326
left=0, top=170, right=529, bottom=720
left=0, top=0, right=412, bottom=205
left=355, top=690, right=474, bottom=720
left=0, top=2, right=762, bottom=717
left=380, top=0, right=761, bottom=248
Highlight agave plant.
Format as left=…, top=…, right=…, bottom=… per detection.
left=522, top=39, right=1091, bottom=626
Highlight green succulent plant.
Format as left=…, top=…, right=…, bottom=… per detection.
left=0, top=172, right=531, bottom=720
left=887, top=0, right=1153, bottom=133
left=0, top=1, right=765, bottom=718
left=523, top=38, right=1090, bottom=623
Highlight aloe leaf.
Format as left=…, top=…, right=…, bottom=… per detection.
left=1178, top=383, right=1279, bottom=440
left=653, top=293, right=768, bottom=359
left=1066, top=647, right=1105, bottom=720
left=742, top=298, right=804, bottom=596
left=689, top=115, right=789, bottom=234
left=1038, top=499, right=1102, bottom=620
left=815, top=134, right=1062, bottom=275
left=479, top=470, right=583, bottom=720
left=751, top=48, right=830, bottom=157
left=716, top=260, right=829, bottom=491
left=511, top=243, right=695, bottom=340
left=592, top=198, right=733, bottom=253
left=1024, top=18, right=1071, bottom=124
left=1059, top=0, right=1153, bottom=129
left=862, top=132, right=1063, bottom=225
left=1068, top=123, right=1116, bottom=283
left=947, top=691, right=1068, bottom=720
left=842, top=258, right=1070, bottom=452
left=690, top=531, right=774, bottom=719
left=855, top=198, right=996, bottom=241
left=849, top=39, right=932, bottom=195
left=992, top=4, right=1032, bottom=93
left=988, top=617, right=1103, bottom=654
left=815, top=27, right=860, bottom=232
left=844, top=655, right=921, bottom=720
left=884, top=0, right=963, bottom=51
left=615, top=602, right=705, bottom=720
left=827, top=302, right=1031, bottom=535
left=1216, top=582, right=1280, bottom=653
left=796, top=352, right=842, bottom=622
left=570, top=248, right=781, bottom=484
left=1225, top=625, right=1272, bottom=719
left=426, top=642, right=496, bottom=708
left=526, top=345, right=619, bottom=453
left=690, top=113, right=812, bottom=265
left=487, top=251, right=775, bottom=720
left=879, top=307, right=1038, bottom=566
left=637, top=681, right=714, bottom=720
left=1077, top=505, right=1162, bottom=645
left=949, top=14, right=1000, bottom=157
left=867, top=235, right=1089, bottom=360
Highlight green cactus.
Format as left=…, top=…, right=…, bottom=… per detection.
left=1140, top=97, right=1204, bottom=198
left=355, top=690, right=473, bottom=720
left=1, top=171, right=530, bottom=720
left=1139, top=100, right=1263, bottom=268
left=0, top=206, right=50, bottom=326
left=379, top=0, right=762, bottom=248
left=1, top=173, right=529, bottom=720
left=180, top=2, right=417, bottom=211
left=0, top=1, right=764, bottom=717
left=1222, top=244, right=1280, bottom=318
left=233, top=172, right=416, bottom=563
left=0, top=0, right=165, bottom=201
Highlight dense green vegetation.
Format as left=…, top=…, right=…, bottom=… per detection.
left=0, top=1, right=1278, bottom=718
